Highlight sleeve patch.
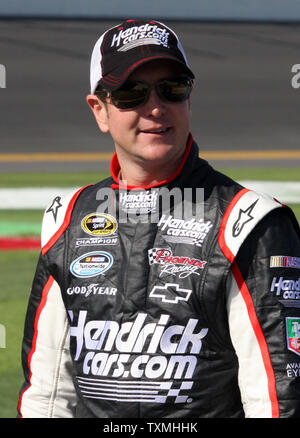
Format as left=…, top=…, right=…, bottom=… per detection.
left=219, top=188, right=283, bottom=263
left=41, top=185, right=91, bottom=255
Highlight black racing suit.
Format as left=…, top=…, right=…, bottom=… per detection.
left=18, top=135, right=300, bottom=418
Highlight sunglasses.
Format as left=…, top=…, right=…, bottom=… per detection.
left=97, top=77, right=193, bottom=110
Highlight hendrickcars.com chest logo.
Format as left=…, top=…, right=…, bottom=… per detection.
left=68, top=311, right=208, bottom=404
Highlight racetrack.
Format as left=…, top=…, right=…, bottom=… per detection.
left=0, top=19, right=299, bottom=171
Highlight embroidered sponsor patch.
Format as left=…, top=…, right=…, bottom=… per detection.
left=149, top=283, right=192, bottom=304
left=119, top=190, right=158, bottom=214
left=270, top=277, right=300, bottom=308
left=270, top=256, right=300, bottom=269
left=70, top=251, right=113, bottom=278
left=111, top=23, right=170, bottom=52
left=81, top=213, right=117, bottom=237
left=286, top=362, right=300, bottom=378
left=158, top=214, right=213, bottom=247
left=148, top=248, right=206, bottom=279
left=67, top=284, right=117, bottom=297
left=76, top=237, right=118, bottom=247
left=46, top=196, right=62, bottom=222
left=232, top=199, right=258, bottom=237
left=286, top=317, right=300, bottom=356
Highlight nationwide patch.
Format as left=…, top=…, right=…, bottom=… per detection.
left=286, top=317, right=300, bottom=356
left=81, top=213, right=117, bottom=237
left=270, top=256, right=300, bottom=269
left=70, top=251, right=113, bottom=278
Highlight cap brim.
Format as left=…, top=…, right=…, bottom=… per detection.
left=99, top=55, right=194, bottom=91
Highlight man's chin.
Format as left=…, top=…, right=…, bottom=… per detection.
left=138, top=145, right=176, bottom=163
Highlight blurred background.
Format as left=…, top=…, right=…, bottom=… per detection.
left=0, top=0, right=299, bottom=418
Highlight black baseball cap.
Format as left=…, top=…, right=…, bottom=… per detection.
left=89, top=19, right=194, bottom=93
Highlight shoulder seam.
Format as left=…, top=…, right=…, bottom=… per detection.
left=218, top=188, right=283, bottom=263
left=41, top=185, right=92, bottom=256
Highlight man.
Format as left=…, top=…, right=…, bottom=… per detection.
left=18, top=19, right=300, bottom=418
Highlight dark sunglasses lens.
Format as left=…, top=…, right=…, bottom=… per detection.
left=110, top=78, right=192, bottom=109
left=157, top=78, right=192, bottom=102
left=111, top=82, right=148, bottom=109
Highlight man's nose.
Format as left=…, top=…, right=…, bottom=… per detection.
left=144, top=88, right=166, bottom=117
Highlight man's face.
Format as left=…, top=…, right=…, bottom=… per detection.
left=88, top=60, right=192, bottom=169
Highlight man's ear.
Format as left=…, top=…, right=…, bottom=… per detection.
left=86, top=94, right=110, bottom=133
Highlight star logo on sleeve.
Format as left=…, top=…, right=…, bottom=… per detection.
left=232, top=199, right=259, bottom=237
left=46, top=196, right=62, bottom=222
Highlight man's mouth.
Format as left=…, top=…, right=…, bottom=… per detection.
left=140, top=127, right=171, bottom=134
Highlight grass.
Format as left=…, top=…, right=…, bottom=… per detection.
left=0, top=167, right=299, bottom=417
left=0, top=210, right=43, bottom=223
left=0, top=251, right=40, bottom=418
left=0, top=172, right=110, bottom=188
left=288, top=204, right=300, bottom=222
left=220, top=167, right=300, bottom=182
left=0, top=167, right=299, bottom=188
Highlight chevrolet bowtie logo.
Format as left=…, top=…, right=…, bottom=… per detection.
left=149, top=283, right=192, bottom=304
